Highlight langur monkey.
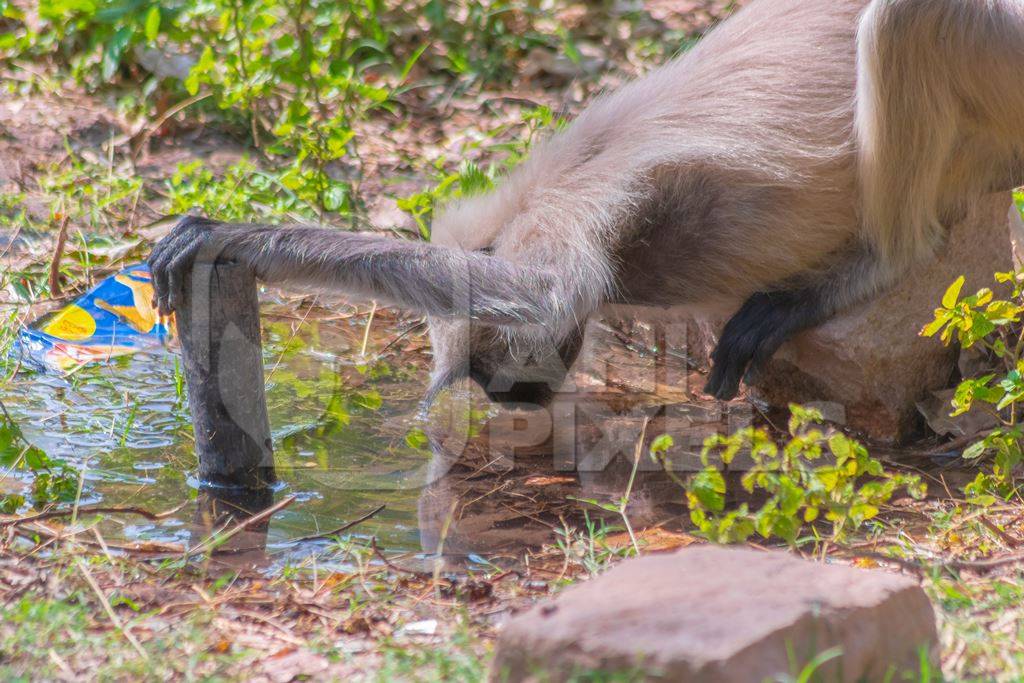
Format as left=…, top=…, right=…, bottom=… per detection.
left=149, top=0, right=1024, bottom=406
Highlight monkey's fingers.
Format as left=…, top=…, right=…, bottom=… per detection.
left=705, top=346, right=748, bottom=400
left=742, top=328, right=791, bottom=388
left=148, top=226, right=198, bottom=315
left=709, top=287, right=826, bottom=400
left=705, top=294, right=776, bottom=400
left=147, top=249, right=174, bottom=316
left=163, top=250, right=196, bottom=315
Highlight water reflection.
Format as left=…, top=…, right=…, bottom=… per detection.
left=414, top=396, right=746, bottom=566
left=2, top=302, right=758, bottom=571
left=190, top=485, right=276, bottom=568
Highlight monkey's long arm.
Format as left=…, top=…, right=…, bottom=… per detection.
left=148, top=216, right=559, bottom=324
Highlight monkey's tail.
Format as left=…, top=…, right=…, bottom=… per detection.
left=856, top=0, right=1024, bottom=270
left=854, top=0, right=963, bottom=272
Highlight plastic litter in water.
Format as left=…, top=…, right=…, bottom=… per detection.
left=16, top=263, right=175, bottom=371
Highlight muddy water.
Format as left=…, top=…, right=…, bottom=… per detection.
left=1, top=301, right=742, bottom=571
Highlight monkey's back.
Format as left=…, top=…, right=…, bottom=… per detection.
left=433, top=0, right=872, bottom=315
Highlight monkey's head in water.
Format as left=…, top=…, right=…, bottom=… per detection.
left=425, top=316, right=585, bottom=409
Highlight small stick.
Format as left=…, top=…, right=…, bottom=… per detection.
left=376, top=319, right=428, bottom=357
left=47, top=649, right=74, bottom=679
left=360, top=301, right=377, bottom=357
left=130, top=92, right=212, bottom=162
left=844, top=547, right=1024, bottom=575
left=76, top=558, right=149, bottom=661
left=371, top=537, right=430, bottom=578
left=924, top=429, right=995, bottom=456
left=0, top=502, right=187, bottom=527
left=979, top=514, right=1022, bottom=548
left=47, top=214, right=69, bottom=297
left=284, top=504, right=385, bottom=544
left=187, top=495, right=295, bottom=557
left=12, top=522, right=185, bottom=555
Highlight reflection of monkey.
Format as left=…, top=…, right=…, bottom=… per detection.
left=415, top=412, right=693, bottom=562
left=95, top=272, right=168, bottom=334
left=151, top=0, right=1024, bottom=404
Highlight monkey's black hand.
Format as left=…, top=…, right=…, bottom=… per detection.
left=147, top=215, right=228, bottom=316
left=705, top=290, right=817, bottom=400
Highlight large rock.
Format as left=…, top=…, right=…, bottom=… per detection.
left=754, top=193, right=1014, bottom=443
left=491, top=546, right=937, bottom=682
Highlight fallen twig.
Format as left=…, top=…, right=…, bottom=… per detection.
left=76, top=558, right=149, bottom=661
left=0, top=502, right=188, bottom=527
left=284, top=504, right=386, bottom=544
left=371, top=537, right=430, bottom=578
left=943, top=552, right=1024, bottom=573
left=845, top=547, right=1024, bottom=575
left=376, top=320, right=428, bottom=357
left=924, top=429, right=996, bottom=457
left=187, top=495, right=296, bottom=558
left=47, top=214, right=69, bottom=297
left=11, top=522, right=185, bottom=555
left=979, top=514, right=1022, bottom=548
left=130, top=92, right=212, bottom=162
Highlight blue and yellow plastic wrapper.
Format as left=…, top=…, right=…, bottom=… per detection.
left=17, top=264, right=175, bottom=372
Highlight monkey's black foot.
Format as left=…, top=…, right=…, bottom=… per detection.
left=705, top=290, right=821, bottom=400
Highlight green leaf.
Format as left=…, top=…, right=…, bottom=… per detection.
left=23, top=446, right=49, bottom=470
left=558, top=26, right=581, bottom=65
left=962, top=440, right=988, bottom=460
left=101, top=25, right=133, bottom=82
left=920, top=309, right=952, bottom=337
left=405, top=428, right=429, bottom=450
left=0, top=494, right=24, bottom=514
left=650, top=434, right=674, bottom=454
left=828, top=434, right=852, bottom=461
left=144, top=5, right=160, bottom=41
left=185, top=46, right=215, bottom=95
left=457, top=161, right=493, bottom=197
left=942, top=276, right=966, bottom=308
left=399, top=43, right=428, bottom=83
left=849, top=503, right=879, bottom=522
left=353, top=390, right=383, bottom=411
left=323, top=183, right=349, bottom=212
left=688, top=468, right=726, bottom=513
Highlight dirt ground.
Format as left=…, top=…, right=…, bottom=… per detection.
left=6, top=2, right=1024, bottom=680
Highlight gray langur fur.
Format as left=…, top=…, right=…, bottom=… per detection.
left=149, top=0, right=1024, bottom=405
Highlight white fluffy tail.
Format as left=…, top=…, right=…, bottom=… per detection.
left=855, top=0, right=1024, bottom=270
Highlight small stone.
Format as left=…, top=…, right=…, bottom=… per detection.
left=754, top=193, right=1014, bottom=443
left=491, top=546, right=937, bottom=682
left=399, top=619, right=438, bottom=636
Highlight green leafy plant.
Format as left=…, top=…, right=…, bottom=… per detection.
left=922, top=271, right=1024, bottom=502
left=11, top=0, right=415, bottom=219
left=0, top=404, right=78, bottom=512
left=165, top=158, right=320, bottom=222
left=180, top=0, right=400, bottom=217
left=38, top=146, right=144, bottom=227
left=12, top=0, right=174, bottom=86
left=397, top=160, right=496, bottom=239
left=678, top=405, right=925, bottom=546
left=421, top=0, right=567, bottom=84
left=3, top=0, right=585, bottom=224
left=398, top=105, right=562, bottom=238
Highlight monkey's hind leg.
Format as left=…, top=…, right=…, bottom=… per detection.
left=704, top=244, right=893, bottom=401
left=704, top=289, right=826, bottom=401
